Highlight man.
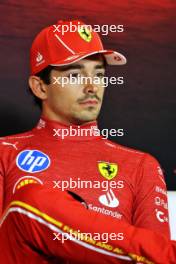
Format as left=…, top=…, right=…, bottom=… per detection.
left=0, top=20, right=172, bottom=263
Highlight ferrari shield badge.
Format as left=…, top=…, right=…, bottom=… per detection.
left=98, top=161, right=118, bottom=180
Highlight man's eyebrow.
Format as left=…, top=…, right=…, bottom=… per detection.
left=56, top=63, right=105, bottom=72
left=58, top=64, right=83, bottom=71
left=94, top=64, right=105, bottom=69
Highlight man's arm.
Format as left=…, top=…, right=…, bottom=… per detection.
left=132, top=154, right=170, bottom=237
left=0, top=184, right=176, bottom=264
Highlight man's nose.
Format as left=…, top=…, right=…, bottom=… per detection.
left=83, top=80, right=98, bottom=94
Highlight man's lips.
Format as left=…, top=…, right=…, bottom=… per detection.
left=79, top=100, right=99, bottom=105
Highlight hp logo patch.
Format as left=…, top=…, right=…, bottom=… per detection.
left=16, top=150, right=50, bottom=173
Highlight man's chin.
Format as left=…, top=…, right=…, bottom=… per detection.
left=71, top=112, right=99, bottom=124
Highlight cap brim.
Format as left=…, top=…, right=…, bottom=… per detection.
left=50, top=50, right=127, bottom=67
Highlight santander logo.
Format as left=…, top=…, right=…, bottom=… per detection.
left=36, top=52, right=43, bottom=63
left=99, top=189, right=119, bottom=208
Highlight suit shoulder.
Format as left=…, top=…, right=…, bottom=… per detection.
left=103, top=139, right=147, bottom=158
left=102, top=139, right=161, bottom=171
left=0, top=129, right=34, bottom=147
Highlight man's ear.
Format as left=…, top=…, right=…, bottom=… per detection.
left=28, top=76, right=48, bottom=100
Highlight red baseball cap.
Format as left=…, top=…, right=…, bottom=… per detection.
left=30, top=20, right=127, bottom=75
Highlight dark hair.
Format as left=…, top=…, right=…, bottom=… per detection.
left=35, top=65, right=54, bottom=85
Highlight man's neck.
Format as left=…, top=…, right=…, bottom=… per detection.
left=41, top=110, right=96, bottom=127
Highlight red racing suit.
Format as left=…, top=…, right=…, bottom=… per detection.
left=0, top=184, right=176, bottom=264
left=0, top=117, right=171, bottom=263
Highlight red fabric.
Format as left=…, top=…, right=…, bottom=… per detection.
left=0, top=184, right=176, bottom=264
left=0, top=117, right=171, bottom=262
left=30, top=20, right=126, bottom=75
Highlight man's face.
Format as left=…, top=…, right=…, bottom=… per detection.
left=44, top=55, right=106, bottom=125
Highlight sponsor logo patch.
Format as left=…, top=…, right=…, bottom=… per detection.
left=16, top=150, right=50, bottom=173
left=98, top=161, right=118, bottom=180
left=99, top=189, right=119, bottom=208
left=78, top=27, right=92, bottom=42
left=13, top=176, right=43, bottom=193
left=2, top=141, right=18, bottom=150
left=155, top=209, right=168, bottom=223
left=36, top=52, right=43, bottom=62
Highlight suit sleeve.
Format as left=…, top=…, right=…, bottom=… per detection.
left=132, top=153, right=170, bottom=238
left=0, top=184, right=176, bottom=264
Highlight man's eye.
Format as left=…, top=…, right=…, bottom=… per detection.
left=96, top=72, right=105, bottom=78
left=68, top=73, right=80, bottom=78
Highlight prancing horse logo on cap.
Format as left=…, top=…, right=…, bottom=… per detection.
left=78, top=27, right=92, bottom=42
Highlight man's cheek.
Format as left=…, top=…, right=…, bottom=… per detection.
left=99, top=88, right=105, bottom=101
